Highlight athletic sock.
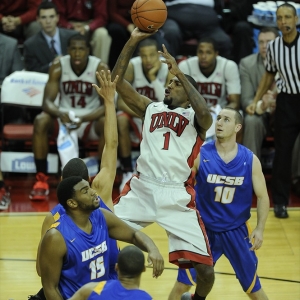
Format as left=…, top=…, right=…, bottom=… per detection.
left=193, top=293, right=206, bottom=300
left=120, top=155, right=133, bottom=172
left=34, top=159, right=47, bottom=174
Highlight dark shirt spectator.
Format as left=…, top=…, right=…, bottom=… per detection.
left=107, top=0, right=169, bottom=69
left=0, top=0, right=41, bottom=40
left=161, top=0, right=232, bottom=58
left=0, top=33, right=23, bottom=85
left=52, top=0, right=111, bottom=64
left=23, top=1, right=76, bottom=73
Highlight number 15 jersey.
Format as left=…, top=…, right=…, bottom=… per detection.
left=59, top=55, right=101, bottom=117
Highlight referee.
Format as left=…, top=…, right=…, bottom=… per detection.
left=246, top=3, right=300, bottom=218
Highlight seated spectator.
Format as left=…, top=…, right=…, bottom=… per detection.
left=52, top=0, right=111, bottom=64
left=178, top=37, right=240, bottom=140
left=117, top=39, right=173, bottom=192
left=0, top=33, right=23, bottom=85
left=0, top=170, right=10, bottom=210
left=161, top=0, right=232, bottom=58
left=239, top=27, right=279, bottom=160
left=69, top=245, right=152, bottom=300
left=0, top=0, right=41, bottom=40
left=216, top=0, right=257, bottom=63
left=107, top=0, right=169, bottom=69
left=29, top=34, right=108, bottom=201
left=0, top=33, right=25, bottom=132
left=24, top=1, right=77, bottom=73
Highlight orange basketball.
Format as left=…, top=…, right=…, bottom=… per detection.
left=131, top=0, right=168, bottom=32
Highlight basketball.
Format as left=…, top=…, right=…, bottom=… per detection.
left=131, top=0, right=167, bottom=33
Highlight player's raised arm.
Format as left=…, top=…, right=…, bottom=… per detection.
left=159, top=44, right=212, bottom=138
left=111, top=28, right=153, bottom=118
left=91, top=70, right=118, bottom=210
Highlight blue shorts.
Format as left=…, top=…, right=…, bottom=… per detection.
left=177, top=223, right=261, bottom=293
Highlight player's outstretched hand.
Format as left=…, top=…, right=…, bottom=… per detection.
left=131, top=27, right=157, bottom=40
left=92, top=70, right=119, bottom=103
left=147, top=249, right=164, bottom=278
left=158, top=44, right=181, bottom=76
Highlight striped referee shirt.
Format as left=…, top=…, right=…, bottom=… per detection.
left=265, top=31, right=300, bottom=94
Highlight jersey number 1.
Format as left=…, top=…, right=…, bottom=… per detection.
left=162, top=132, right=170, bottom=150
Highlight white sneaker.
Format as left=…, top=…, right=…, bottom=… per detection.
left=119, top=172, right=133, bottom=193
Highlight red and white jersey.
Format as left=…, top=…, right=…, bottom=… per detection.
left=131, top=56, right=169, bottom=102
left=59, top=55, right=102, bottom=117
left=178, top=56, right=240, bottom=108
left=136, top=102, right=202, bottom=183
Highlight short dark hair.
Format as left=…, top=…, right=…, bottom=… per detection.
left=277, top=3, right=297, bottom=16
left=118, top=245, right=145, bottom=277
left=184, top=74, right=199, bottom=91
left=197, top=37, right=218, bottom=52
left=68, top=34, right=89, bottom=48
left=57, top=176, right=83, bottom=209
left=138, top=38, right=158, bottom=51
left=62, top=158, right=89, bottom=181
left=223, top=107, right=243, bottom=125
left=259, top=27, right=279, bottom=38
left=37, top=1, right=58, bottom=16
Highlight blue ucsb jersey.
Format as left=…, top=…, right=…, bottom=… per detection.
left=51, top=209, right=110, bottom=300
left=196, top=141, right=253, bottom=232
left=88, top=280, right=152, bottom=300
left=51, top=201, right=119, bottom=281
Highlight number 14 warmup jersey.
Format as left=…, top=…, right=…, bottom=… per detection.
left=137, top=102, right=202, bottom=183
left=196, top=141, right=253, bottom=232
left=59, top=55, right=101, bottom=117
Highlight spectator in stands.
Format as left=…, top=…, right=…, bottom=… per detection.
left=51, top=0, right=111, bottom=64
left=24, top=1, right=76, bottom=73
left=117, top=38, right=173, bottom=192
left=161, top=0, right=232, bottom=59
left=107, top=0, right=169, bottom=69
left=0, top=0, right=41, bottom=40
left=0, top=34, right=23, bottom=85
left=215, top=0, right=257, bottom=63
left=0, top=170, right=10, bottom=210
left=29, top=34, right=108, bottom=201
left=240, top=27, right=279, bottom=160
left=69, top=245, right=152, bottom=300
left=178, top=37, right=240, bottom=141
left=0, top=33, right=25, bottom=133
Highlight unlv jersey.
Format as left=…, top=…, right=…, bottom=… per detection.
left=136, top=102, right=202, bottom=183
left=131, top=56, right=169, bottom=102
left=178, top=56, right=240, bottom=108
left=59, top=55, right=101, bottom=117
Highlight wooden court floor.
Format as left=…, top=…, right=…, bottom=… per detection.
left=0, top=210, right=299, bottom=300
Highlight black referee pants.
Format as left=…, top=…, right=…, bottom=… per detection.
left=272, top=93, right=300, bottom=206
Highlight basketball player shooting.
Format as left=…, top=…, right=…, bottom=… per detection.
left=112, top=27, right=215, bottom=300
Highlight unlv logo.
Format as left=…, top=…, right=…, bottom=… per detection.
left=62, top=80, right=93, bottom=96
left=149, top=112, right=189, bottom=137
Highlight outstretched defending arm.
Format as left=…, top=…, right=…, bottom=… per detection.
left=111, top=28, right=153, bottom=118
left=91, top=71, right=119, bottom=211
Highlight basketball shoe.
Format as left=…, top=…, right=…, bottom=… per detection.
left=0, top=187, right=10, bottom=210
left=29, top=172, right=49, bottom=200
left=119, top=171, right=133, bottom=193
left=181, top=292, right=194, bottom=300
